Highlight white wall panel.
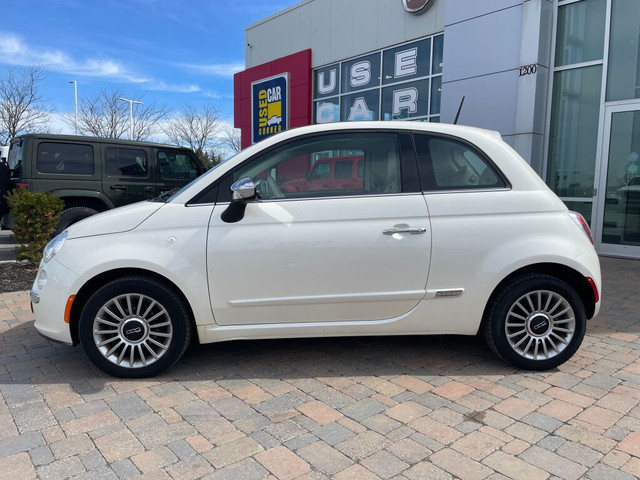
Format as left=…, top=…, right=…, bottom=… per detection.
left=444, top=0, right=522, bottom=26
left=246, top=0, right=445, bottom=68
left=441, top=70, right=519, bottom=136
left=442, top=5, right=523, bottom=82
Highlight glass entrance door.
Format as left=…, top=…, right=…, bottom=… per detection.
left=595, top=104, right=640, bottom=257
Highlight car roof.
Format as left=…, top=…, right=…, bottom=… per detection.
left=277, top=121, right=502, bottom=141
left=14, top=133, right=192, bottom=150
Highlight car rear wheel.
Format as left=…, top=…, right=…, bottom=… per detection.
left=484, top=274, right=586, bottom=370
left=78, top=276, right=192, bottom=378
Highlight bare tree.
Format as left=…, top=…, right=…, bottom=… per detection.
left=163, top=103, right=222, bottom=166
left=65, top=89, right=166, bottom=141
left=131, top=103, right=167, bottom=141
left=0, top=66, right=51, bottom=144
left=219, top=124, right=242, bottom=154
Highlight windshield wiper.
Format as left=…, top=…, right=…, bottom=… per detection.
left=151, top=188, right=179, bottom=202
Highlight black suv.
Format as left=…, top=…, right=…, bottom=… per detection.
left=1, top=134, right=205, bottom=232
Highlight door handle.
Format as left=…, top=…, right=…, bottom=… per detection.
left=383, top=227, right=426, bottom=235
left=144, top=186, right=154, bottom=193
left=110, top=185, right=127, bottom=191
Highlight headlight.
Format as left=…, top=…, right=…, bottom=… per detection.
left=42, top=231, right=68, bottom=265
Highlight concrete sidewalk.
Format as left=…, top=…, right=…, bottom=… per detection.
left=0, top=257, right=639, bottom=479
left=0, top=230, right=16, bottom=262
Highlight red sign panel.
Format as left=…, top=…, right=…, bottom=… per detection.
left=234, top=50, right=312, bottom=149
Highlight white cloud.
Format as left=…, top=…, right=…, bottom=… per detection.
left=181, top=62, right=244, bottom=78
left=146, top=82, right=201, bottom=93
left=0, top=32, right=148, bottom=83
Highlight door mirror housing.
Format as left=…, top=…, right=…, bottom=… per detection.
left=222, top=177, right=256, bottom=223
left=231, top=177, right=256, bottom=201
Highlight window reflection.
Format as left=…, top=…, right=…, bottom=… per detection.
left=547, top=66, right=602, bottom=197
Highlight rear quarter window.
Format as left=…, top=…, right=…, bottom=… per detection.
left=414, top=134, right=506, bottom=190
left=37, top=143, right=94, bottom=175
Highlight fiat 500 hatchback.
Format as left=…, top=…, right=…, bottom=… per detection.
left=31, top=122, right=601, bottom=378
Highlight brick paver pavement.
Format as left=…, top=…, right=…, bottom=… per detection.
left=0, top=256, right=639, bottom=479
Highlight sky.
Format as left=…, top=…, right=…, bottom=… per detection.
left=2, top=0, right=300, bottom=134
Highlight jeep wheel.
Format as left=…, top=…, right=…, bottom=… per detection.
left=56, top=206, right=99, bottom=234
left=0, top=161, right=10, bottom=217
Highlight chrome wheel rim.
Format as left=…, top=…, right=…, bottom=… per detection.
left=505, top=290, right=575, bottom=361
left=92, top=294, right=172, bottom=369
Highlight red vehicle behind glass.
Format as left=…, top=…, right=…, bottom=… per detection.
left=281, top=155, right=363, bottom=193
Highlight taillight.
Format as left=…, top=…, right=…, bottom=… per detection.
left=15, top=182, right=29, bottom=191
left=568, top=211, right=594, bottom=244
left=586, top=277, right=599, bottom=303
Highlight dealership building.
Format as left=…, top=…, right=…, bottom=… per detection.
left=234, top=0, right=640, bottom=258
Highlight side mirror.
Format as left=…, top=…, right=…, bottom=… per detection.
left=231, top=177, right=256, bottom=201
left=221, top=177, right=256, bottom=223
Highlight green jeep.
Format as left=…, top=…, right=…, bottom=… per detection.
left=1, top=134, right=204, bottom=232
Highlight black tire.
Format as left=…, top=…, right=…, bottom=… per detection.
left=0, top=161, right=10, bottom=217
left=484, top=274, right=586, bottom=371
left=78, top=275, right=192, bottom=378
left=56, top=206, right=99, bottom=234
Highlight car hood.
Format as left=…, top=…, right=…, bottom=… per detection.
left=65, top=201, right=164, bottom=239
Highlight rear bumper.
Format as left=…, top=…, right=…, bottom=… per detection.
left=574, top=248, right=602, bottom=319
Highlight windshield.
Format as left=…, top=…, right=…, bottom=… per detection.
left=8, top=139, right=23, bottom=177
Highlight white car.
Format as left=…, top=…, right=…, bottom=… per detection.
left=31, top=122, right=601, bottom=378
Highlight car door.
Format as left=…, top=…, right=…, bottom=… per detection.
left=206, top=131, right=432, bottom=326
left=102, top=145, right=155, bottom=206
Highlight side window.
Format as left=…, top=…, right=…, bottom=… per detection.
left=310, top=161, right=330, bottom=180
left=37, top=143, right=94, bottom=174
left=335, top=160, right=353, bottom=179
left=229, top=132, right=401, bottom=200
left=105, top=148, right=148, bottom=177
left=158, top=151, right=200, bottom=180
left=414, top=134, right=506, bottom=190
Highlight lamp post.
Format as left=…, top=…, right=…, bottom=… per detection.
left=118, top=97, right=143, bottom=140
left=69, top=80, right=78, bottom=134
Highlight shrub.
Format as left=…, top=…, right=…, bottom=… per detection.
left=5, top=190, right=64, bottom=265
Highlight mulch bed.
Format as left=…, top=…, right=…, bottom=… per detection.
left=0, top=262, right=37, bottom=293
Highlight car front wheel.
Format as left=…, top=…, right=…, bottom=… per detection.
left=484, top=274, right=586, bottom=371
left=78, top=276, right=192, bottom=378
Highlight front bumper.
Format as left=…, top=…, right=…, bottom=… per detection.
left=32, top=259, right=81, bottom=345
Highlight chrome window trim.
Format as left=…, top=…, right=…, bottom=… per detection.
left=422, top=187, right=512, bottom=195
left=195, top=191, right=426, bottom=207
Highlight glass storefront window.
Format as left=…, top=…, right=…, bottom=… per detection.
left=430, top=76, right=441, bottom=115
left=563, top=201, right=593, bottom=225
left=602, top=111, right=640, bottom=246
left=555, top=0, right=606, bottom=67
left=432, top=34, right=443, bottom=74
left=341, top=53, right=381, bottom=95
left=382, top=39, right=430, bottom=85
left=313, top=34, right=443, bottom=124
left=381, top=79, right=429, bottom=120
left=606, top=0, right=640, bottom=101
left=547, top=66, right=602, bottom=197
left=340, top=90, right=380, bottom=122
